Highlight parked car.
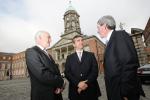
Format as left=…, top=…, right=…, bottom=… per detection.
left=137, top=64, right=150, bottom=83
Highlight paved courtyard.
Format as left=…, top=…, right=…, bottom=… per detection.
left=0, top=74, right=149, bottom=100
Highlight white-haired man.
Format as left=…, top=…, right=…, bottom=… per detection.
left=97, top=15, right=145, bottom=100
left=26, top=31, right=64, bottom=100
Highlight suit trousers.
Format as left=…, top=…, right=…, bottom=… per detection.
left=70, top=97, right=98, bottom=100
left=128, top=94, right=140, bottom=100
left=122, top=94, right=140, bottom=100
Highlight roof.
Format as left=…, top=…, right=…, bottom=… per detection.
left=50, top=35, right=105, bottom=49
left=0, top=52, right=14, bottom=56
left=131, top=28, right=143, bottom=34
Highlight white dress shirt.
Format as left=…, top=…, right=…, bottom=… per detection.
left=37, top=44, right=49, bottom=57
left=106, top=30, right=113, bottom=45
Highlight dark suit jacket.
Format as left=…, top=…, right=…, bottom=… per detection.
left=65, top=51, right=101, bottom=100
left=104, top=30, right=145, bottom=100
left=25, top=46, right=64, bottom=100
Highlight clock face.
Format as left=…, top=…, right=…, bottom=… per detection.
left=66, top=17, right=69, bottom=20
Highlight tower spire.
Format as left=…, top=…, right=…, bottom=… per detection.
left=69, top=0, right=71, bottom=5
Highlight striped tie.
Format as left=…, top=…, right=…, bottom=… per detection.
left=43, top=49, right=51, bottom=59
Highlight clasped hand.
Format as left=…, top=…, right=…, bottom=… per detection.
left=54, top=88, right=64, bottom=94
left=77, top=80, right=88, bottom=94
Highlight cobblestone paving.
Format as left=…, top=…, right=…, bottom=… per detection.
left=0, top=74, right=149, bottom=100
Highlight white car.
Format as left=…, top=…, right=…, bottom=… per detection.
left=137, top=64, right=150, bottom=83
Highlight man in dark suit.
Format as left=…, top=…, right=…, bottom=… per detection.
left=97, top=15, right=145, bottom=100
left=65, top=35, right=101, bottom=100
left=25, top=31, right=64, bottom=100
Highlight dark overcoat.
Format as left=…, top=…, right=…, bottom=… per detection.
left=26, top=46, right=64, bottom=100
left=65, top=51, right=101, bottom=100
left=104, top=30, right=145, bottom=100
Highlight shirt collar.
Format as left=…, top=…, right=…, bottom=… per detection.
left=76, top=49, right=83, bottom=53
left=36, top=44, right=45, bottom=50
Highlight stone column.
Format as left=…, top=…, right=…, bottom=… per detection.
left=55, top=50, right=58, bottom=60
left=66, top=46, right=69, bottom=58
left=60, top=48, right=62, bottom=60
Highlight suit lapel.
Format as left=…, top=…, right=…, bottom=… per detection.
left=74, top=52, right=81, bottom=63
left=41, top=49, right=53, bottom=61
left=35, top=46, right=55, bottom=63
left=81, top=51, right=86, bottom=63
left=106, top=31, right=115, bottom=48
left=34, top=46, right=58, bottom=72
left=74, top=51, right=86, bottom=64
left=104, top=31, right=116, bottom=60
left=34, top=46, right=45, bottom=56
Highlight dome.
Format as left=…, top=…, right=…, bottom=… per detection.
left=66, top=1, right=76, bottom=11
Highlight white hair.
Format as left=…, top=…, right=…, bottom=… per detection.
left=97, top=15, right=116, bottom=30
left=34, top=31, right=49, bottom=42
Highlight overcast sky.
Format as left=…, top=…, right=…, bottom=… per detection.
left=0, top=0, right=149, bottom=53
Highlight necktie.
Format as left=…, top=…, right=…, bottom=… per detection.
left=43, top=49, right=51, bottom=59
left=78, top=52, right=82, bottom=61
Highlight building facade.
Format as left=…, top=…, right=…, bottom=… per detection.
left=131, top=28, right=148, bottom=65
left=143, top=18, right=150, bottom=63
left=143, top=18, right=150, bottom=46
left=0, top=53, right=13, bottom=80
left=11, top=51, right=28, bottom=79
left=0, top=52, right=28, bottom=81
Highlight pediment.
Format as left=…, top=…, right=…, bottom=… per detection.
left=52, top=38, right=72, bottom=47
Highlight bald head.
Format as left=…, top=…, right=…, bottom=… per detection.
left=35, top=31, right=51, bottom=49
left=35, top=31, right=48, bottom=40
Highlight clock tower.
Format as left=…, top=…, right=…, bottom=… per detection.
left=61, top=1, right=81, bottom=39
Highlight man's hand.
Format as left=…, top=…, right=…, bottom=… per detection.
left=77, top=84, right=88, bottom=94
left=123, top=97, right=128, bottom=100
left=78, top=81, right=88, bottom=90
left=77, top=88, right=82, bottom=94
left=77, top=80, right=88, bottom=94
left=54, top=88, right=61, bottom=94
